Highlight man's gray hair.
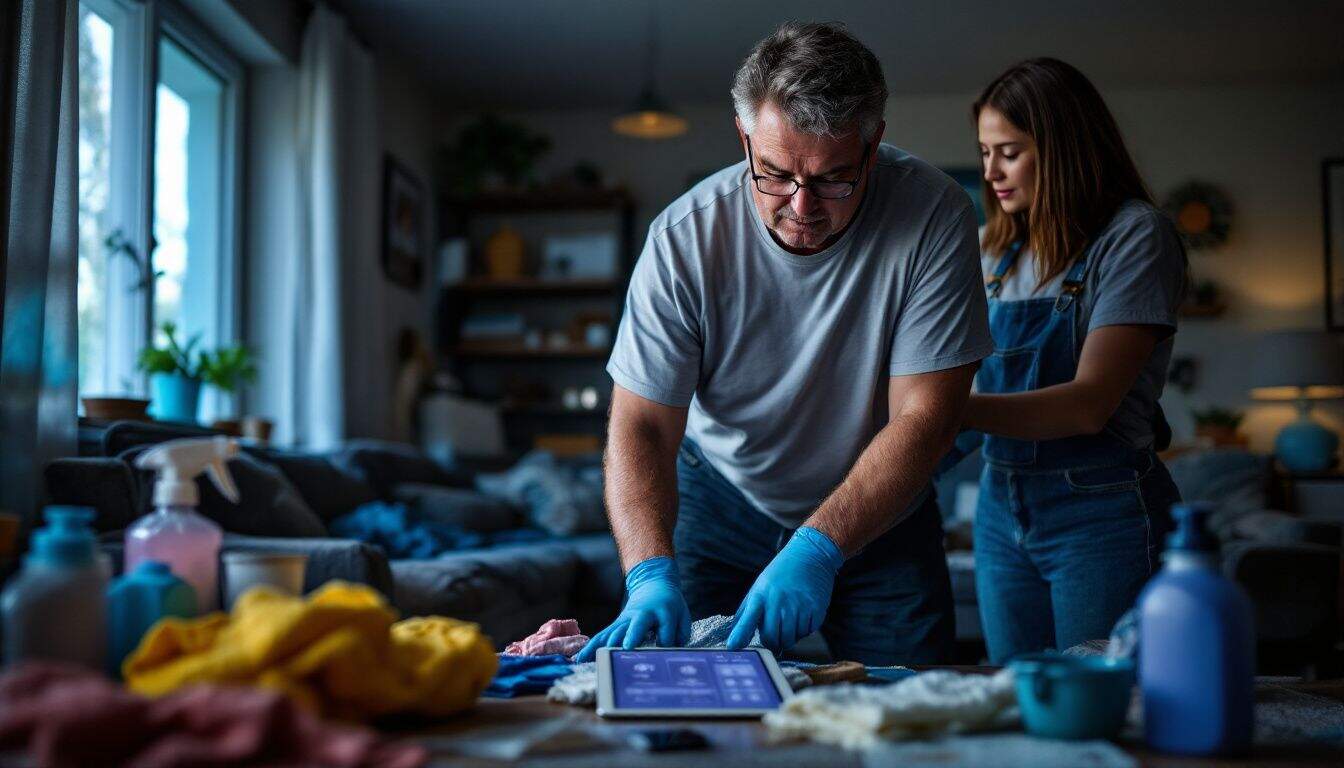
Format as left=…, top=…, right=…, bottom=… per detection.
left=731, top=22, right=887, bottom=141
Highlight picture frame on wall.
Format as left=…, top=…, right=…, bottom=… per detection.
left=382, top=154, right=425, bottom=290
left=1324, top=158, right=1344, bottom=330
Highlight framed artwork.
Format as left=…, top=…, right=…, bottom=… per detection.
left=381, top=155, right=425, bottom=290
left=1324, top=159, right=1344, bottom=330
left=944, top=168, right=987, bottom=226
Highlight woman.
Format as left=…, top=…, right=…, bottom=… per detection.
left=964, top=58, right=1186, bottom=663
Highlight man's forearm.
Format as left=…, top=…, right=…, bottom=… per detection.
left=604, top=416, right=682, bottom=572
left=804, top=407, right=957, bottom=555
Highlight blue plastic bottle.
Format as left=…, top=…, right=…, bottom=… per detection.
left=0, top=507, right=108, bottom=670
left=106, top=560, right=196, bottom=677
left=1138, top=502, right=1255, bottom=755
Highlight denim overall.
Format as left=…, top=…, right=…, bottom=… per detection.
left=973, top=242, right=1180, bottom=663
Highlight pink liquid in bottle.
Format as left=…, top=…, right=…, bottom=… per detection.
left=125, top=505, right=222, bottom=614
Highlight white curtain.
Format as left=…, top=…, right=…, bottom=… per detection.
left=0, top=0, right=79, bottom=530
left=282, top=3, right=383, bottom=450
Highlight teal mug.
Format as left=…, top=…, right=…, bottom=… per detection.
left=1010, top=653, right=1135, bottom=740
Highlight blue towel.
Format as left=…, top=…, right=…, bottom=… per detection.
left=329, top=501, right=549, bottom=559
left=484, top=654, right=575, bottom=698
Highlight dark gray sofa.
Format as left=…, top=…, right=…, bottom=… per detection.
left=47, top=421, right=622, bottom=651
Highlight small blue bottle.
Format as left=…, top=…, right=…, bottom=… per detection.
left=1138, top=502, right=1255, bottom=755
left=107, top=560, right=196, bottom=677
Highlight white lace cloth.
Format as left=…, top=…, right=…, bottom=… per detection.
left=763, top=669, right=1019, bottom=750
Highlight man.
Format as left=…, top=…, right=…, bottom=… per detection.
left=576, top=22, right=992, bottom=665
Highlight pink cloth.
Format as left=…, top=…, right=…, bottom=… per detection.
left=0, top=663, right=427, bottom=768
left=503, top=618, right=589, bottom=657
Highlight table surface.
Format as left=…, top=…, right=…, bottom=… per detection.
left=402, top=670, right=1344, bottom=767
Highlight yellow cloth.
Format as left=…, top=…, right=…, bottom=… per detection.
left=123, top=581, right=497, bottom=720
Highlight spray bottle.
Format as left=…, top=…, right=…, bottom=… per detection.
left=126, top=437, right=239, bottom=613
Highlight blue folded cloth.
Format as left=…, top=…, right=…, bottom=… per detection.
left=484, top=654, right=575, bottom=698
left=328, top=501, right=549, bottom=559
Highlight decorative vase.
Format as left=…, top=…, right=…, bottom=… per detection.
left=150, top=373, right=202, bottom=424
left=485, top=226, right=526, bottom=279
left=1275, top=415, right=1340, bottom=472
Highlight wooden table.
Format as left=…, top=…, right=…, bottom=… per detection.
left=402, top=674, right=1344, bottom=767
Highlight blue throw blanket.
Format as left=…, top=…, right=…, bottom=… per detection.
left=329, top=501, right=549, bottom=559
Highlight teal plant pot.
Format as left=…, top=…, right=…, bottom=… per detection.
left=1010, top=653, right=1135, bottom=740
left=149, top=373, right=201, bottom=424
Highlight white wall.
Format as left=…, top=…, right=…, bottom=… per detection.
left=443, top=80, right=1344, bottom=450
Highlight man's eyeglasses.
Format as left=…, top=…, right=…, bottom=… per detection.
left=746, top=136, right=870, bottom=200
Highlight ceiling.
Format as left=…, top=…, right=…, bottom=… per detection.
left=329, top=0, right=1344, bottom=109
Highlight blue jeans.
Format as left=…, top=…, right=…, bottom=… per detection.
left=974, top=451, right=1180, bottom=663
left=672, top=440, right=954, bottom=665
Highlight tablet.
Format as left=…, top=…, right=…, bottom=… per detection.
left=595, top=647, right=792, bottom=718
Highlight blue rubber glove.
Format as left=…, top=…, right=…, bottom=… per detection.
left=575, top=556, right=691, bottom=661
left=726, top=526, right=845, bottom=653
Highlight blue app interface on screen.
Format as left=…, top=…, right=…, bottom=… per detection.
left=611, top=650, right=782, bottom=709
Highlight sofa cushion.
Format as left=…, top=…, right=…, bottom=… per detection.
left=121, top=447, right=328, bottom=539
left=391, top=542, right=580, bottom=649
left=390, top=483, right=521, bottom=532
left=332, top=439, right=472, bottom=497
left=45, top=458, right=140, bottom=533
left=244, top=446, right=377, bottom=523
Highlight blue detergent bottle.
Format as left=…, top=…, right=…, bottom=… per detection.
left=106, top=560, right=196, bottom=677
left=1138, top=502, right=1255, bottom=755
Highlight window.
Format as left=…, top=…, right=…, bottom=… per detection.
left=76, top=0, right=241, bottom=421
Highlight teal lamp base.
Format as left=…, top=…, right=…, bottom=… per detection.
left=1275, top=417, right=1339, bottom=472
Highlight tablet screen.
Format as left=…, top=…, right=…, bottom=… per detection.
left=610, top=650, right=783, bottom=710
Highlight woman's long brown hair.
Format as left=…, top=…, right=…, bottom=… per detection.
left=974, top=58, right=1153, bottom=288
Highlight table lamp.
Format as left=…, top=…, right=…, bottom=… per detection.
left=1250, top=330, right=1344, bottom=472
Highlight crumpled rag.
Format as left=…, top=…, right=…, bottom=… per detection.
left=504, top=618, right=589, bottom=657
left=0, top=662, right=427, bottom=768
left=124, top=581, right=497, bottom=721
left=329, top=501, right=548, bottom=559
left=485, top=654, right=575, bottom=698
left=763, top=668, right=1018, bottom=749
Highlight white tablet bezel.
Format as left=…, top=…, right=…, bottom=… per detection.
left=595, top=646, right=793, bottom=718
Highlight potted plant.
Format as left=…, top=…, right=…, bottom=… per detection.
left=137, top=322, right=256, bottom=424
left=1191, top=407, right=1246, bottom=448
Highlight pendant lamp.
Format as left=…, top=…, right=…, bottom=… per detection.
left=612, top=2, right=687, bottom=139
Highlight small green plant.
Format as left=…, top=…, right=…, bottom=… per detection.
left=137, top=321, right=257, bottom=392
left=198, top=345, right=257, bottom=394
left=1191, top=407, right=1243, bottom=430
left=136, top=321, right=199, bottom=376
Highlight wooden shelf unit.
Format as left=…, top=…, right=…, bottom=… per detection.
left=438, top=187, right=636, bottom=452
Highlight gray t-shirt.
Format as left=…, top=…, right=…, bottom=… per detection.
left=980, top=199, right=1186, bottom=448
left=608, top=144, right=993, bottom=527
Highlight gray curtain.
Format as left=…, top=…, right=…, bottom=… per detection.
left=0, top=0, right=78, bottom=532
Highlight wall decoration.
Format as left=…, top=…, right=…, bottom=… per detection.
left=1324, top=159, right=1344, bottom=330
left=1162, top=181, right=1233, bottom=250
left=944, top=168, right=987, bottom=226
left=381, top=155, right=425, bottom=290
